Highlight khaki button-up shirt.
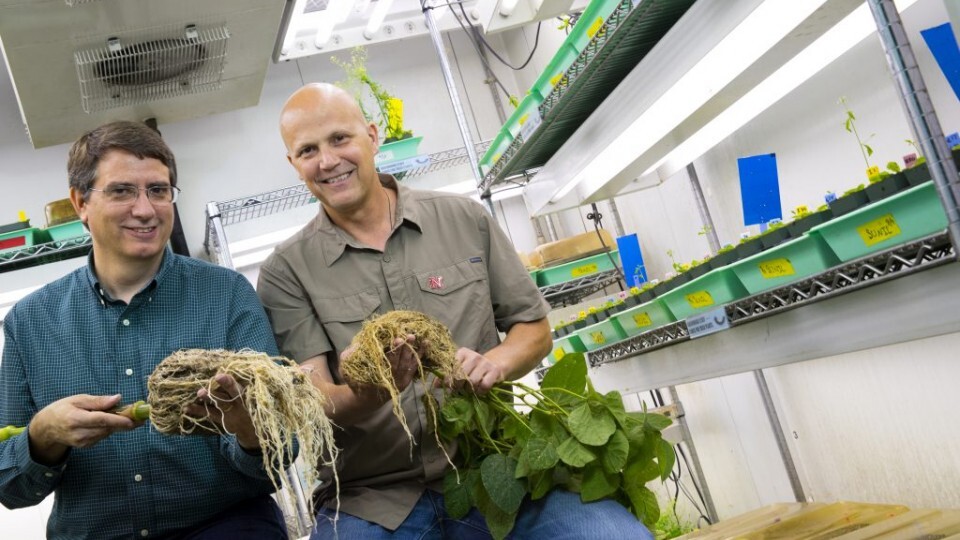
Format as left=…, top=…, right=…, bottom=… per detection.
left=258, top=174, right=549, bottom=530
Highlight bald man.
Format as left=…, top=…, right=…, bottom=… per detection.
left=257, top=84, right=653, bottom=539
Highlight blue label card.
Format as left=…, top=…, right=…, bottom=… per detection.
left=738, top=153, right=782, bottom=226
left=616, top=233, right=647, bottom=285
left=947, top=132, right=960, bottom=148
left=921, top=23, right=960, bottom=103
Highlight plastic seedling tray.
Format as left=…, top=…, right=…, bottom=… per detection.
left=572, top=317, right=626, bottom=351
left=548, top=334, right=587, bottom=364
left=658, top=268, right=748, bottom=320
left=479, top=128, right=514, bottom=175
left=809, top=182, right=947, bottom=262
left=0, top=227, right=40, bottom=253
left=536, top=250, right=619, bottom=287
left=530, top=43, right=579, bottom=100
left=374, top=136, right=423, bottom=165
left=44, top=220, right=86, bottom=242
left=612, top=299, right=675, bottom=337
left=503, top=93, right=545, bottom=141
left=568, top=0, right=624, bottom=52
left=728, top=233, right=840, bottom=295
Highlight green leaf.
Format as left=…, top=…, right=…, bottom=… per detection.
left=568, top=402, right=616, bottom=446
left=600, top=430, right=629, bottom=474
left=442, top=395, right=473, bottom=425
left=581, top=464, right=620, bottom=502
left=541, top=352, right=587, bottom=404
left=557, top=436, right=597, bottom=467
left=640, top=412, right=673, bottom=431
left=657, top=438, right=676, bottom=482
left=530, top=409, right=568, bottom=446
left=443, top=470, right=472, bottom=519
left=602, top=391, right=629, bottom=427
left=474, top=398, right=495, bottom=434
left=844, top=118, right=853, bottom=132
left=625, top=456, right=660, bottom=484
left=501, top=413, right=529, bottom=444
left=623, top=482, right=660, bottom=528
left=472, top=474, right=519, bottom=540
left=865, top=144, right=874, bottom=157
left=480, top=454, right=526, bottom=514
left=520, top=437, right=560, bottom=473
left=887, top=161, right=901, bottom=173
left=528, top=470, right=554, bottom=500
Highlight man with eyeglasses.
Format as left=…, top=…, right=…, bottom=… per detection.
left=0, top=121, right=291, bottom=539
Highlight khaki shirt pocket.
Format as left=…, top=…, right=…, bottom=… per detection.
left=415, top=259, right=492, bottom=339
left=313, top=288, right=382, bottom=378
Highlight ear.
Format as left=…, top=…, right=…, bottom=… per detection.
left=69, top=187, right=88, bottom=227
left=367, top=121, right=380, bottom=152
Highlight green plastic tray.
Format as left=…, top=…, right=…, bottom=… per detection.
left=728, top=233, right=840, bottom=295
left=480, top=128, right=514, bottom=175
left=572, top=317, right=626, bottom=351
left=0, top=227, right=40, bottom=253
left=503, top=93, right=545, bottom=141
left=374, top=136, right=423, bottom=165
left=809, top=182, right=947, bottom=262
left=548, top=334, right=587, bottom=365
left=44, top=220, right=86, bottom=242
left=658, top=268, right=748, bottom=320
left=568, top=0, right=624, bottom=52
left=612, top=299, right=675, bottom=337
left=537, top=250, right=619, bottom=286
left=531, top=43, right=580, bottom=101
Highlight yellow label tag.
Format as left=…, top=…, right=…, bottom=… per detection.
left=571, top=263, right=598, bottom=277
left=550, top=73, right=564, bottom=87
left=553, top=347, right=566, bottom=361
left=587, top=16, right=604, bottom=38
left=866, top=165, right=880, bottom=179
left=632, top=312, right=653, bottom=328
left=794, top=205, right=809, bottom=215
left=758, top=258, right=795, bottom=279
left=519, top=113, right=529, bottom=125
left=685, top=291, right=714, bottom=309
left=590, top=331, right=606, bottom=345
left=857, top=213, right=902, bottom=246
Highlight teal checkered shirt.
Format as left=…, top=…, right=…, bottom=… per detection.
left=0, top=249, right=284, bottom=539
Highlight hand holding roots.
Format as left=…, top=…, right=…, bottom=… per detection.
left=340, top=311, right=462, bottom=442
left=147, top=349, right=338, bottom=523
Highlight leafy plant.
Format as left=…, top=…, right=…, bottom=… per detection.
left=790, top=205, right=811, bottom=220
left=839, top=96, right=875, bottom=173
left=655, top=499, right=695, bottom=540
left=332, top=47, right=413, bottom=143
left=436, top=353, right=673, bottom=539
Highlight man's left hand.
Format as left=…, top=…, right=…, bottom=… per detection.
left=186, top=374, right=259, bottom=451
left=449, top=347, right=506, bottom=395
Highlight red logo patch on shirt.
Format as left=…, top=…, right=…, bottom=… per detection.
left=428, top=276, right=444, bottom=289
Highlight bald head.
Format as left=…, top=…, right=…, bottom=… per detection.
left=279, top=83, right=368, bottom=150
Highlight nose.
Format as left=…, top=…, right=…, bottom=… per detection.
left=316, top=145, right=340, bottom=171
left=129, top=189, right=157, bottom=217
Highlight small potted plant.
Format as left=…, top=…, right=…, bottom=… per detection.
left=828, top=183, right=869, bottom=217
left=864, top=161, right=909, bottom=202
left=901, top=140, right=931, bottom=187
left=785, top=204, right=833, bottom=238
left=707, top=244, right=739, bottom=270
left=332, top=47, right=421, bottom=164
left=735, top=232, right=764, bottom=259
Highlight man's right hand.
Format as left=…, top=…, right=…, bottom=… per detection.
left=28, top=394, right=138, bottom=465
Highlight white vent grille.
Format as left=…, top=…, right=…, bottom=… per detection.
left=64, top=0, right=102, bottom=5
left=74, top=23, right=230, bottom=113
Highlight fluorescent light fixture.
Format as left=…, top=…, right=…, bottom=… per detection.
left=436, top=179, right=478, bottom=195
left=226, top=224, right=304, bottom=269
left=549, top=0, right=833, bottom=203
left=641, top=0, right=920, bottom=179
left=315, top=0, right=355, bottom=48
left=364, top=0, right=395, bottom=39
left=281, top=0, right=311, bottom=54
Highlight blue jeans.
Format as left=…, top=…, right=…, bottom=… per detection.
left=311, top=489, right=654, bottom=539
left=171, top=494, right=289, bottom=539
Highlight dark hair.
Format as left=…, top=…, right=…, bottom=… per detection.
left=67, top=121, right=177, bottom=194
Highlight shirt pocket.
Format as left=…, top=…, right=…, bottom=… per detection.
left=313, top=288, right=382, bottom=371
left=415, top=259, right=491, bottom=333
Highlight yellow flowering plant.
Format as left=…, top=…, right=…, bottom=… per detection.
left=332, top=47, right=413, bottom=143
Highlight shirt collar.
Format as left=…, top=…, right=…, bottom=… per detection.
left=84, top=246, right=171, bottom=304
left=315, top=173, right=423, bottom=266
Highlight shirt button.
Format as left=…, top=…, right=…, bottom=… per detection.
left=140, top=529, right=149, bottom=537
left=44, top=472, right=53, bottom=478
left=122, top=319, right=130, bottom=326
left=383, top=255, right=391, bottom=262
left=35, top=491, right=42, bottom=496
left=125, top=368, right=134, bottom=376
left=134, top=474, right=143, bottom=482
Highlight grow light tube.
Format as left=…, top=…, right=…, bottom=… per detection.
left=641, top=0, right=921, bottom=180
left=548, top=0, right=836, bottom=204
left=364, top=0, right=395, bottom=39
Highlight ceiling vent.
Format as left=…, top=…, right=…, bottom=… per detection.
left=64, top=0, right=102, bottom=5
left=74, top=22, right=230, bottom=113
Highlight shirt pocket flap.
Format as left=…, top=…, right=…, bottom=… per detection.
left=316, top=289, right=382, bottom=323
left=416, top=259, right=487, bottom=297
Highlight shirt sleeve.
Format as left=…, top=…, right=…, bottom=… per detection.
left=0, top=311, right=67, bottom=509
left=257, top=253, right=333, bottom=362
left=218, top=273, right=298, bottom=478
left=477, top=207, right=551, bottom=331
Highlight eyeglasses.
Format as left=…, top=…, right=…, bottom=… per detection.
left=86, top=185, right=181, bottom=205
